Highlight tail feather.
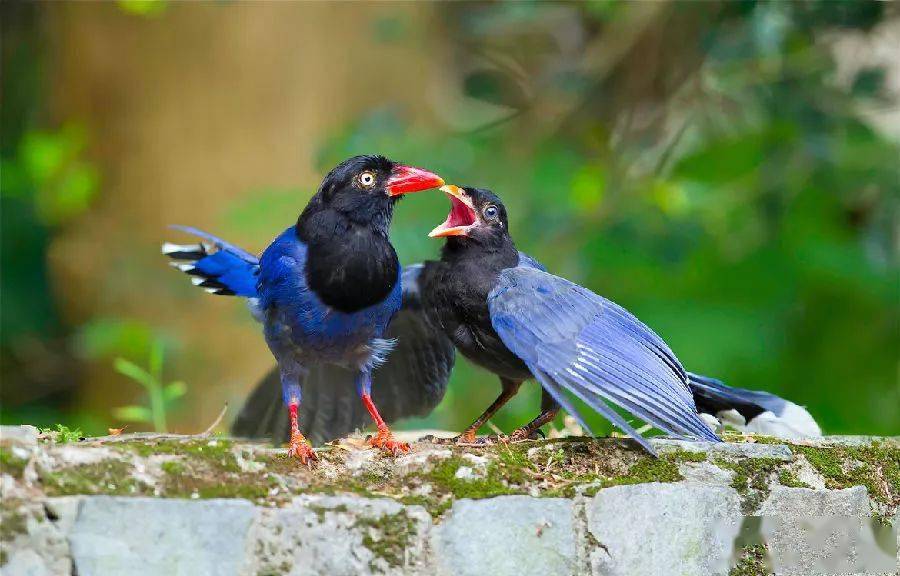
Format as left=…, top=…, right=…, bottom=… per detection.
left=688, top=373, right=821, bottom=438
left=163, top=226, right=259, bottom=297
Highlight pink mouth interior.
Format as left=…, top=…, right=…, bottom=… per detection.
left=442, top=194, right=476, bottom=228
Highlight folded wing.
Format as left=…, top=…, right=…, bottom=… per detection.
left=488, top=266, right=719, bottom=455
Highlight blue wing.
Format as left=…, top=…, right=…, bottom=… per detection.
left=488, top=266, right=720, bottom=454
left=163, top=225, right=259, bottom=297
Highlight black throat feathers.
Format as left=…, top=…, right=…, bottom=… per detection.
left=297, top=206, right=399, bottom=313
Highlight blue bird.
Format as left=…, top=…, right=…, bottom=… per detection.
left=162, top=155, right=445, bottom=463
left=233, top=184, right=820, bottom=452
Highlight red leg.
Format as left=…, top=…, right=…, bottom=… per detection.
left=361, top=393, right=409, bottom=455
left=287, top=401, right=317, bottom=465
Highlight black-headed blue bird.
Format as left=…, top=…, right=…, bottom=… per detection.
left=418, top=185, right=819, bottom=452
left=162, top=155, right=445, bottom=463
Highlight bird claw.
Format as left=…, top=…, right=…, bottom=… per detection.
left=367, top=428, right=410, bottom=455
left=288, top=432, right=318, bottom=466
left=508, top=428, right=542, bottom=443
left=454, top=431, right=499, bottom=446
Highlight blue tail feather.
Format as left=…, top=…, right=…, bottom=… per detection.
left=163, top=226, right=259, bottom=298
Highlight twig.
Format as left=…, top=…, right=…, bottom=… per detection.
left=486, top=420, right=504, bottom=436
left=201, top=403, right=228, bottom=436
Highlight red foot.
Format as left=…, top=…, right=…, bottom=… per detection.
left=367, top=427, right=410, bottom=456
left=288, top=430, right=317, bottom=466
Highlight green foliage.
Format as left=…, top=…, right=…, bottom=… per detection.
left=116, top=0, right=167, bottom=17
left=1, top=0, right=897, bottom=437
left=113, top=340, right=187, bottom=433
left=40, top=424, right=84, bottom=444
left=76, top=318, right=177, bottom=363
left=297, top=1, right=899, bottom=437
left=1, top=123, right=99, bottom=226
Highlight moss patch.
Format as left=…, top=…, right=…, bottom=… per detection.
left=0, top=447, right=28, bottom=479
left=715, top=457, right=783, bottom=513
left=0, top=505, right=27, bottom=542
left=793, top=442, right=899, bottom=510
left=356, top=509, right=418, bottom=570
left=777, top=469, right=810, bottom=489
left=113, top=438, right=240, bottom=472
left=729, top=544, right=770, bottom=576
left=40, top=459, right=149, bottom=497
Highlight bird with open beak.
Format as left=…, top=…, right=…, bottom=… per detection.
left=162, top=155, right=444, bottom=464
left=422, top=184, right=820, bottom=450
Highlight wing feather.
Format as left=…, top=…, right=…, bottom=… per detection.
left=489, top=266, right=719, bottom=450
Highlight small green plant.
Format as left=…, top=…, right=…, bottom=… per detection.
left=113, top=340, right=186, bottom=433
left=40, top=424, right=84, bottom=444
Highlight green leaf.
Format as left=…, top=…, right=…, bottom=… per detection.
left=163, top=381, right=187, bottom=402
left=113, top=405, right=153, bottom=423
left=149, top=340, right=165, bottom=383
left=113, top=358, right=156, bottom=390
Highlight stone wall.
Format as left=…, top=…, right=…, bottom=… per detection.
left=1, top=426, right=897, bottom=575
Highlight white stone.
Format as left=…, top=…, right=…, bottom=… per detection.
left=1, top=500, right=73, bottom=576
left=433, top=496, right=577, bottom=576
left=68, top=497, right=255, bottom=576
left=759, top=487, right=897, bottom=574
left=454, top=466, right=475, bottom=480
left=243, top=495, right=431, bottom=576
left=0, top=425, right=40, bottom=447
left=587, top=482, right=742, bottom=576
left=678, top=460, right=735, bottom=485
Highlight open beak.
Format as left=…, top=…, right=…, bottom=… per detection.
left=386, top=165, right=445, bottom=197
left=429, top=185, right=478, bottom=238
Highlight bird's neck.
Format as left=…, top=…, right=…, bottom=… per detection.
left=441, top=234, right=519, bottom=279
left=296, top=205, right=399, bottom=313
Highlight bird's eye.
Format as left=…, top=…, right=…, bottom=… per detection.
left=484, top=205, right=499, bottom=219
left=358, top=172, right=376, bottom=188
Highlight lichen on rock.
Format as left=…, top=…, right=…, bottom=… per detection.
left=0, top=426, right=897, bottom=575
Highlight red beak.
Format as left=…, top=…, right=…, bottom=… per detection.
left=386, top=165, right=445, bottom=196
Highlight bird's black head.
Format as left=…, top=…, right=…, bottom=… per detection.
left=302, top=154, right=444, bottom=236
left=429, top=185, right=513, bottom=252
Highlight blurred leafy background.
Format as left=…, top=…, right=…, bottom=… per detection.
left=1, top=1, right=897, bottom=438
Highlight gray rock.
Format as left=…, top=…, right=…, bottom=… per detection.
left=759, top=487, right=897, bottom=574
left=1, top=500, right=72, bottom=576
left=243, top=495, right=431, bottom=576
left=0, top=425, right=40, bottom=447
left=652, top=438, right=794, bottom=460
left=587, top=482, right=742, bottom=576
left=44, top=496, right=83, bottom=534
left=433, top=496, right=576, bottom=576
left=811, top=435, right=900, bottom=447
left=759, top=486, right=871, bottom=517
left=678, top=460, right=734, bottom=485
left=68, top=497, right=255, bottom=576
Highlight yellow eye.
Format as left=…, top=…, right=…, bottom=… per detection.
left=358, top=172, right=376, bottom=188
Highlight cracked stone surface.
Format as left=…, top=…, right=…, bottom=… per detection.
left=0, top=426, right=897, bottom=576
left=587, top=482, right=743, bottom=576
left=433, top=496, right=576, bottom=576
